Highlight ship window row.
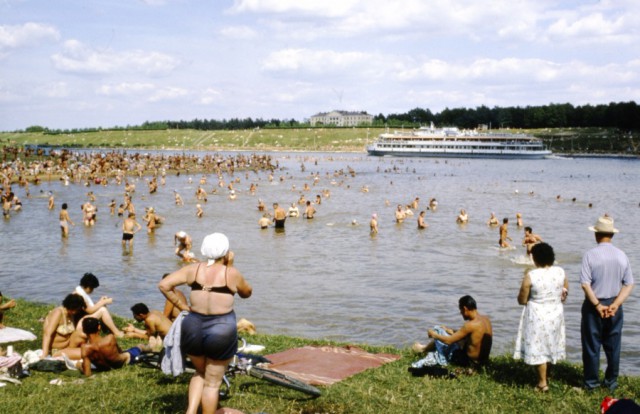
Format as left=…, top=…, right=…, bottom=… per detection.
left=379, top=144, right=536, bottom=151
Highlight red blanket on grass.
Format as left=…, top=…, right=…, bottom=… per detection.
left=265, top=345, right=401, bottom=386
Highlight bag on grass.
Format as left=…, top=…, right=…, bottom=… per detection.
left=29, top=359, right=66, bottom=373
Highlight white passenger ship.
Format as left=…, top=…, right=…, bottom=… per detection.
left=367, top=124, right=551, bottom=159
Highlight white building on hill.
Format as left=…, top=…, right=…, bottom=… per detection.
left=309, top=110, right=373, bottom=126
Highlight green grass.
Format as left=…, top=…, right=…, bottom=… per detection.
left=0, top=128, right=378, bottom=152
left=1, top=299, right=638, bottom=413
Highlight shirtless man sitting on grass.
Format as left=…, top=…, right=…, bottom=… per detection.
left=412, top=295, right=493, bottom=367
left=123, top=303, right=172, bottom=351
left=76, top=318, right=147, bottom=376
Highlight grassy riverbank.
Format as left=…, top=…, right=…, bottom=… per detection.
left=2, top=299, right=638, bottom=413
left=0, top=128, right=373, bottom=152
left=1, top=126, right=638, bottom=155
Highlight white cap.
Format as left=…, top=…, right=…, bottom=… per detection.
left=201, top=233, right=229, bottom=259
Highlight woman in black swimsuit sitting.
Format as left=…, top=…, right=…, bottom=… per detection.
left=159, top=233, right=252, bottom=414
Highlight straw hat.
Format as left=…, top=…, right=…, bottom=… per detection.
left=588, top=216, right=619, bottom=233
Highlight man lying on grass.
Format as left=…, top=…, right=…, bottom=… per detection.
left=73, top=317, right=149, bottom=376
left=412, top=295, right=493, bottom=368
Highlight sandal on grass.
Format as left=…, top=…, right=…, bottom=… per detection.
left=535, top=384, right=549, bottom=393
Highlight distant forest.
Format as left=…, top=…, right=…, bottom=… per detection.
left=30, top=101, right=639, bottom=134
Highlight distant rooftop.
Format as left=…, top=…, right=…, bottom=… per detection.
left=311, top=110, right=370, bottom=117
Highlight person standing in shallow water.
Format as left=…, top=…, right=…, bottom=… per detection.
left=523, top=226, right=543, bottom=258
left=144, top=207, right=158, bottom=234
left=499, top=217, right=512, bottom=248
left=395, top=204, right=406, bottom=223
left=417, top=211, right=428, bottom=229
left=175, top=231, right=193, bottom=260
left=59, top=203, right=74, bottom=237
left=273, top=203, right=286, bottom=229
left=370, top=213, right=378, bottom=235
left=122, top=212, right=142, bottom=250
left=303, top=200, right=315, bottom=219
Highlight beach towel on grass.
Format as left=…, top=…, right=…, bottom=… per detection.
left=0, top=327, right=37, bottom=344
left=265, top=345, right=401, bottom=386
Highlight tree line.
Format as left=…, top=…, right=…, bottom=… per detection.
left=381, top=101, right=639, bottom=130
left=24, top=101, right=639, bottom=134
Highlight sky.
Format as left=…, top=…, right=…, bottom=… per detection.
left=1, top=0, right=639, bottom=130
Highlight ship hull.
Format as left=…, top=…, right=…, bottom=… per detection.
left=367, top=146, right=551, bottom=159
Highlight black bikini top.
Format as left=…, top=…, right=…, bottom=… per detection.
left=189, top=263, right=235, bottom=295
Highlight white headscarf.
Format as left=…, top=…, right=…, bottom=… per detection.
left=200, top=233, right=229, bottom=262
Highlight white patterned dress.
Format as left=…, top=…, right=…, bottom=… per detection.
left=514, top=266, right=566, bottom=365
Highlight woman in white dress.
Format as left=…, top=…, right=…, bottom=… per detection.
left=514, top=242, right=568, bottom=392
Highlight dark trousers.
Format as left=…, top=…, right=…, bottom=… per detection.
left=581, top=298, right=623, bottom=390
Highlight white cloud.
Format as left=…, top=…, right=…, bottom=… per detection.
left=262, top=48, right=371, bottom=73
left=148, top=87, right=188, bottom=102
left=230, top=0, right=357, bottom=18
left=395, top=57, right=584, bottom=84
left=219, top=25, right=257, bottom=40
left=404, top=88, right=490, bottom=110
left=234, top=0, right=546, bottom=43
left=0, top=84, right=22, bottom=103
left=0, top=22, right=60, bottom=50
left=546, top=12, right=630, bottom=43
left=234, top=0, right=639, bottom=47
left=139, top=0, right=169, bottom=5
left=51, top=40, right=181, bottom=76
left=41, top=82, right=70, bottom=98
left=96, top=82, right=188, bottom=103
left=97, top=82, right=156, bottom=96
left=199, top=88, right=222, bottom=105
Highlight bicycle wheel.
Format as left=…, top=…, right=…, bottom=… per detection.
left=218, top=375, right=231, bottom=399
left=248, top=366, right=321, bottom=397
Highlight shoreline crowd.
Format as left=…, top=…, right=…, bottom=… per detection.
left=0, top=146, right=637, bottom=412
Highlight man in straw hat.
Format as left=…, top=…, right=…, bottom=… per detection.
left=580, top=215, right=634, bottom=391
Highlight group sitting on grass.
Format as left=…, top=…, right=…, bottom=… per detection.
left=40, top=273, right=172, bottom=374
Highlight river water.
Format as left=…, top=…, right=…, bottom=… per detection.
left=1, top=151, right=639, bottom=374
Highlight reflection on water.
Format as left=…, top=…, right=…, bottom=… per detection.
left=1, top=152, right=639, bottom=374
